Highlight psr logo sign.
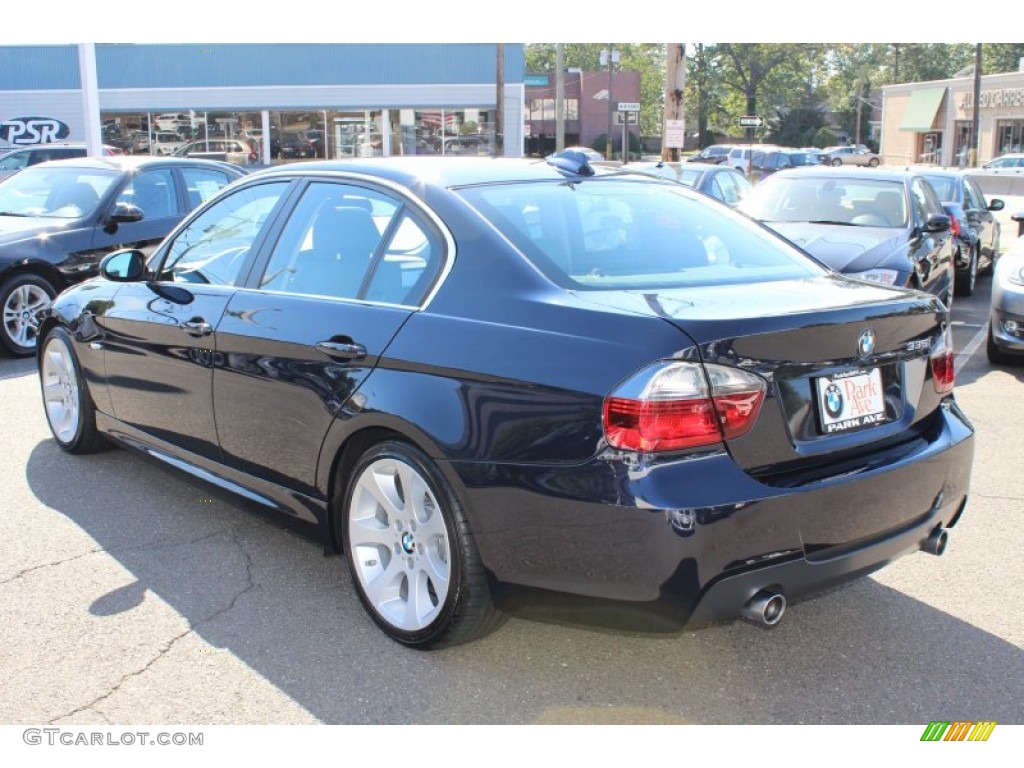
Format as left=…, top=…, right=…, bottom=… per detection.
left=0, top=116, right=71, bottom=145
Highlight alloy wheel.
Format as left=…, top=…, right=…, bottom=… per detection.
left=2, top=280, right=51, bottom=353
left=40, top=334, right=81, bottom=444
left=347, top=456, right=452, bottom=632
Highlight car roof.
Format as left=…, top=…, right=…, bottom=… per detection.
left=245, top=157, right=652, bottom=188
left=31, top=155, right=246, bottom=174
left=765, top=166, right=915, bottom=183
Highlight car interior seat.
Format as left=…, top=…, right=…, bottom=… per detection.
left=46, top=181, right=100, bottom=215
left=290, top=204, right=383, bottom=298
left=873, top=191, right=906, bottom=227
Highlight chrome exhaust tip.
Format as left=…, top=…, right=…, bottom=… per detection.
left=922, top=527, right=949, bottom=556
left=741, top=590, right=786, bottom=627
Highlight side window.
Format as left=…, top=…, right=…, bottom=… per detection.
left=910, top=179, right=938, bottom=223
left=716, top=172, right=739, bottom=205
left=259, top=181, right=441, bottom=305
left=116, top=168, right=177, bottom=219
left=158, top=182, right=289, bottom=286
left=180, top=167, right=233, bottom=209
left=259, top=182, right=396, bottom=300
left=364, top=213, right=442, bottom=305
left=964, top=179, right=985, bottom=210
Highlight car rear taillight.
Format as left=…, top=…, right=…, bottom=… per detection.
left=603, top=362, right=766, bottom=452
left=930, top=325, right=955, bottom=395
left=949, top=216, right=961, bottom=237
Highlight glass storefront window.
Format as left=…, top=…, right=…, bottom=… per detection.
left=101, top=105, right=498, bottom=162
left=996, top=120, right=1024, bottom=156
left=392, top=109, right=495, bottom=157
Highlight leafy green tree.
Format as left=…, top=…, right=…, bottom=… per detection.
left=983, top=44, right=1024, bottom=75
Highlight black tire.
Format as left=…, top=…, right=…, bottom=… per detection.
left=0, top=272, right=57, bottom=357
left=954, top=246, right=977, bottom=297
left=868, top=157, right=880, bottom=167
left=340, top=440, right=503, bottom=649
left=38, top=327, right=109, bottom=454
left=831, top=157, right=842, bottom=167
left=987, top=322, right=1021, bottom=366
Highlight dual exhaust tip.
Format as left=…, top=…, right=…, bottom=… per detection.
left=741, top=528, right=951, bottom=628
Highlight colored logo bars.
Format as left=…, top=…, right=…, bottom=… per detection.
left=920, top=721, right=997, bottom=742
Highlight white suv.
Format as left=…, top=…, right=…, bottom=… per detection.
left=726, top=145, right=778, bottom=175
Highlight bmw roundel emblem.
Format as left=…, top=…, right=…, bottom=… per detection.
left=857, top=329, right=876, bottom=359
left=824, top=383, right=844, bottom=418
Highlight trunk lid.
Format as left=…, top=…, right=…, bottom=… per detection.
left=574, top=274, right=948, bottom=476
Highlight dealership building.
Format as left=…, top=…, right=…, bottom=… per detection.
left=0, top=44, right=525, bottom=160
left=881, top=67, right=1024, bottom=167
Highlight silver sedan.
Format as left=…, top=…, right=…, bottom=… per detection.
left=988, top=211, right=1024, bottom=364
left=822, top=146, right=881, bottom=167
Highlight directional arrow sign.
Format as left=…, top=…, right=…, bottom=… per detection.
left=738, top=115, right=765, bottom=128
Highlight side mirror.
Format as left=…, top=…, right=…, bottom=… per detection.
left=100, top=249, right=147, bottom=282
left=988, top=198, right=1005, bottom=212
left=923, top=213, right=951, bottom=233
left=109, top=202, right=144, bottom=223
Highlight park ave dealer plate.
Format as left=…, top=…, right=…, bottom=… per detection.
left=816, top=367, right=888, bottom=434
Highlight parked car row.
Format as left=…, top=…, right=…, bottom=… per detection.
left=23, top=150, right=974, bottom=650
left=687, top=143, right=883, bottom=177
left=0, top=156, right=246, bottom=355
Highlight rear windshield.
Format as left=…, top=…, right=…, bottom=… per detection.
left=456, top=179, right=824, bottom=290
left=922, top=175, right=956, bottom=201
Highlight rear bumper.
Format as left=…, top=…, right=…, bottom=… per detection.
left=451, top=400, right=974, bottom=628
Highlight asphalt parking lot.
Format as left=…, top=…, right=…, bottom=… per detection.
left=0, top=279, right=1021, bottom=727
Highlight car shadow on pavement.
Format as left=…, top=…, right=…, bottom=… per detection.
left=23, top=438, right=1024, bottom=725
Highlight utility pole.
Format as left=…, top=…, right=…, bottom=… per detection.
left=605, top=45, right=615, bottom=160
left=663, top=43, right=685, bottom=161
left=971, top=43, right=982, bottom=167
left=854, top=76, right=864, bottom=147
left=555, top=43, right=565, bottom=153
left=495, top=43, right=505, bottom=157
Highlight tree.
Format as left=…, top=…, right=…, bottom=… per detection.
left=983, top=43, right=1024, bottom=75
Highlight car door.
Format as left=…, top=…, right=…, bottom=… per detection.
left=963, top=176, right=998, bottom=256
left=98, top=180, right=293, bottom=460
left=212, top=179, right=446, bottom=497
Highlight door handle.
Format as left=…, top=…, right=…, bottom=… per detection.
left=315, top=340, right=367, bottom=361
left=182, top=318, right=213, bottom=336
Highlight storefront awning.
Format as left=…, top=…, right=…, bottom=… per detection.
left=900, top=87, right=946, bottom=132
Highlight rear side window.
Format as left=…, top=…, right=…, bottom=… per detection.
left=457, top=179, right=823, bottom=290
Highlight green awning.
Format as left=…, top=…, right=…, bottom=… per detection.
left=900, top=87, right=946, bottom=132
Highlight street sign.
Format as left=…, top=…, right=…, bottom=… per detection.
left=665, top=119, right=685, bottom=149
left=617, top=102, right=641, bottom=113
left=738, top=115, right=765, bottom=128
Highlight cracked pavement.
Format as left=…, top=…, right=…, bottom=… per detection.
left=0, top=280, right=1022, bottom=726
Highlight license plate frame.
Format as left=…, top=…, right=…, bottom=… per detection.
left=815, top=367, right=889, bottom=435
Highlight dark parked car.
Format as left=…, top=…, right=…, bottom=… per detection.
left=0, top=156, right=244, bottom=355
left=920, top=170, right=1003, bottom=296
left=739, top=167, right=955, bottom=306
left=747, top=148, right=821, bottom=182
left=37, top=156, right=973, bottom=649
left=686, top=144, right=732, bottom=164
left=272, top=131, right=316, bottom=159
left=629, top=161, right=752, bottom=207
left=0, top=143, right=119, bottom=182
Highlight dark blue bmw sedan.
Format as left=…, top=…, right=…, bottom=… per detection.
left=37, top=156, right=974, bottom=648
